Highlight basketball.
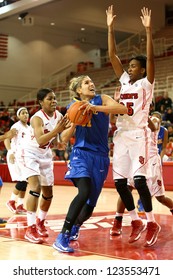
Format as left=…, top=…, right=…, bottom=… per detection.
left=67, top=101, right=93, bottom=125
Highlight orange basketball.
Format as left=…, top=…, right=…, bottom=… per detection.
left=67, top=101, right=93, bottom=125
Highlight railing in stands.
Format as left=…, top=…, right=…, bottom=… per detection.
left=16, top=63, right=73, bottom=104
left=13, top=33, right=173, bottom=108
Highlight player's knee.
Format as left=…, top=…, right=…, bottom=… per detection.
left=114, top=178, right=127, bottom=194
left=42, top=194, right=53, bottom=201
left=156, top=195, right=164, bottom=203
left=134, top=175, right=152, bottom=212
left=83, top=204, right=94, bottom=221
left=15, top=181, right=27, bottom=192
left=29, top=190, right=40, bottom=198
left=133, top=176, right=147, bottom=191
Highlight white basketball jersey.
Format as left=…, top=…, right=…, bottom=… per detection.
left=23, top=109, right=62, bottom=154
left=10, top=121, right=30, bottom=156
left=116, top=71, right=154, bottom=130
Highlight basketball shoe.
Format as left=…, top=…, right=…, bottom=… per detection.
left=25, top=224, right=43, bottom=244
left=110, top=219, right=122, bottom=236
left=137, top=199, right=145, bottom=213
left=6, top=200, right=16, bottom=213
left=53, top=232, right=74, bottom=253
left=129, top=219, right=146, bottom=243
left=36, top=218, right=49, bottom=237
left=69, top=225, right=80, bottom=241
left=16, top=204, right=27, bottom=215
left=144, top=221, right=161, bottom=247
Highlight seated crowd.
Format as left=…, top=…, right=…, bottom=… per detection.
left=1, top=90, right=173, bottom=163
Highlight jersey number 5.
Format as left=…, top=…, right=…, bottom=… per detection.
left=120, top=101, right=134, bottom=116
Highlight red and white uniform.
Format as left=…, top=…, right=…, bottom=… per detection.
left=147, top=117, right=165, bottom=197
left=7, top=121, right=31, bottom=181
left=113, top=71, right=154, bottom=179
left=18, top=109, right=62, bottom=186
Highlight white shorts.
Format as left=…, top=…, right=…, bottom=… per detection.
left=18, top=149, right=54, bottom=186
left=112, top=128, right=151, bottom=180
left=128, top=154, right=165, bottom=197
left=7, top=152, right=26, bottom=182
left=147, top=154, right=165, bottom=197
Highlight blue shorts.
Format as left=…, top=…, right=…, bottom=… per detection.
left=65, top=148, right=110, bottom=207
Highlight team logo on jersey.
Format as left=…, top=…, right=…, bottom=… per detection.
left=157, top=180, right=162, bottom=186
left=139, top=156, right=144, bottom=164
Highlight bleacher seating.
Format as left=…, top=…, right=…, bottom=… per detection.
left=2, top=24, right=171, bottom=109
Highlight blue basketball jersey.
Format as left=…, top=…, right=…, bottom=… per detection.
left=158, top=126, right=165, bottom=154
left=69, top=95, right=109, bottom=157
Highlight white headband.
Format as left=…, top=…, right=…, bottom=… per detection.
left=16, top=107, right=27, bottom=117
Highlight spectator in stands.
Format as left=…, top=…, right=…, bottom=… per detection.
left=0, top=108, right=10, bottom=123
left=155, top=95, right=164, bottom=112
left=160, top=91, right=172, bottom=111
left=163, top=136, right=173, bottom=161
left=0, top=101, right=5, bottom=111
left=162, top=107, right=173, bottom=123
left=167, top=124, right=173, bottom=140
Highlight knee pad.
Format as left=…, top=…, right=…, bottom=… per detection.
left=115, top=178, right=135, bottom=211
left=114, top=178, right=127, bottom=194
left=133, top=176, right=146, bottom=190
left=134, top=175, right=152, bottom=212
left=15, top=181, right=27, bottom=192
left=114, top=178, right=127, bottom=188
left=42, top=194, right=53, bottom=201
left=29, top=190, right=40, bottom=197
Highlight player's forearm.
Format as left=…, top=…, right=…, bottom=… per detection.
left=93, top=104, right=127, bottom=115
left=146, top=27, right=154, bottom=62
left=108, top=27, right=117, bottom=58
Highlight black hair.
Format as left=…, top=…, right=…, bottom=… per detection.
left=129, top=55, right=147, bottom=77
left=151, top=111, right=162, bottom=120
left=37, top=88, right=53, bottom=102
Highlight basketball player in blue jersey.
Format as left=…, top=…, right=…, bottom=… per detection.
left=53, top=75, right=127, bottom=253
left=156, top=112, right=168, bottom=159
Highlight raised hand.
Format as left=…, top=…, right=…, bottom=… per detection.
left=106, top=5, right=116, bottom=27
left=140, top=7, right=152, bottom=28
left=55, top=116, right=67, bottom=133
left=79, top=101, right=96, bottom=115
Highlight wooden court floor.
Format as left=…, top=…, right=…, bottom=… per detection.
left=0, top=183, right=173, bottom=260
